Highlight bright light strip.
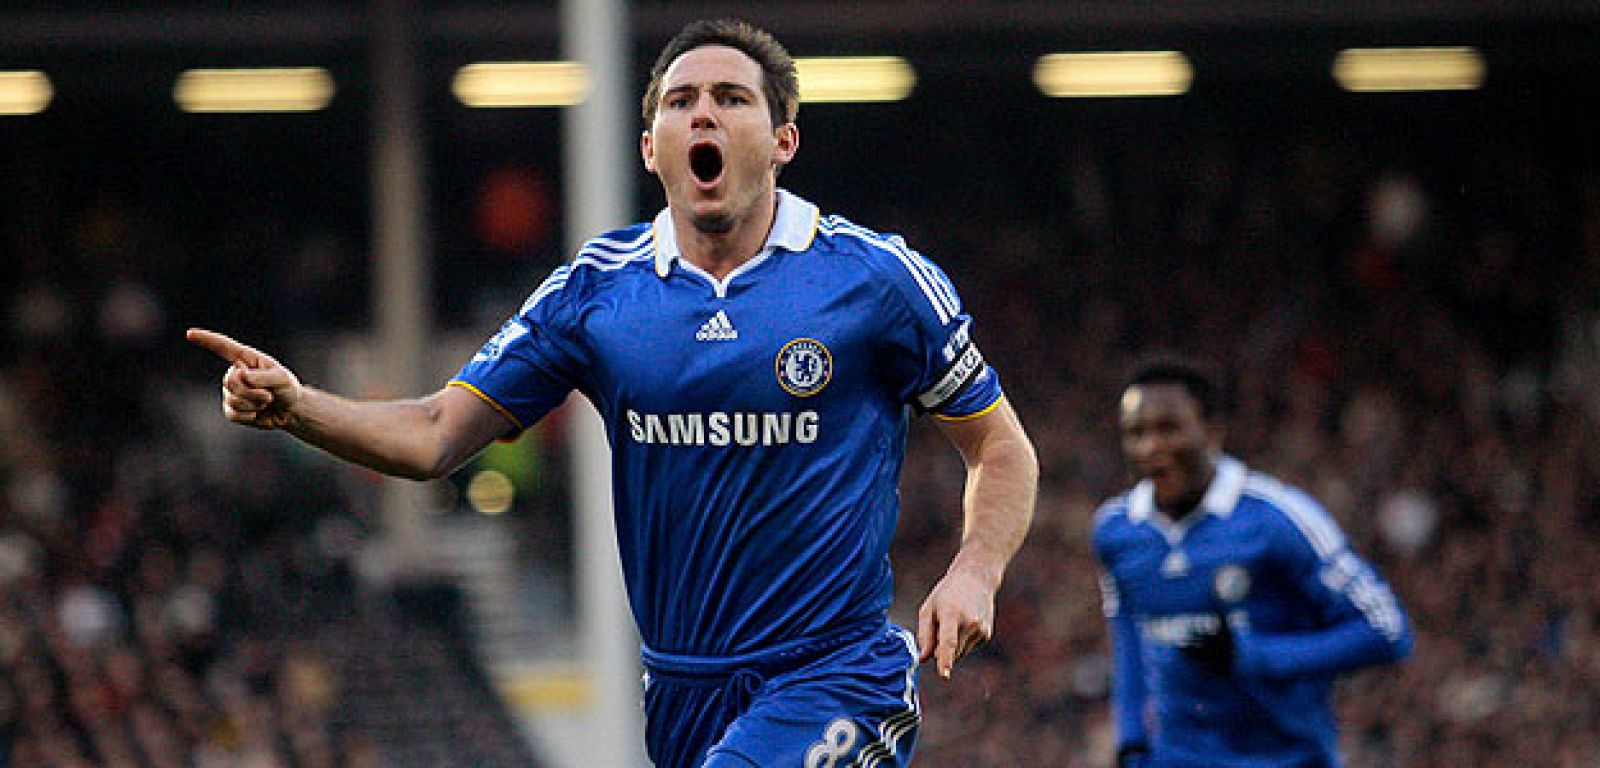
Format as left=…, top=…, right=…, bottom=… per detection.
left=795, top=56, right=915, bottom=103
left=1333, top=47, right=1485, bottom=92
left=453, top=61, right=590, bottom=108
left=1034, top=52, right=1192, bottom=98
left=173, top=68, right=335, bottom=113
left=0, top=71, right=53, bottom=115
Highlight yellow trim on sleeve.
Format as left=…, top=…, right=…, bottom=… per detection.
left=933, top=394, right=1004, bottom=423
left=448, top=380, right=526, bottom=431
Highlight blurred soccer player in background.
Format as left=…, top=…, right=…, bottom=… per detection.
left=1093, top=357, right=1411, bottom=767
left=189, top=18, right=1037, bottom=768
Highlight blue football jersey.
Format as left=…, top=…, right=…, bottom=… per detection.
left=1093, top=457, right=1412, bottom=768
left=453, top=189, right=1003, bottom=658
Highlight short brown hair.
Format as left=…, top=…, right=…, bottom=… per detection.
left=642, top=19, right=799, bottom=128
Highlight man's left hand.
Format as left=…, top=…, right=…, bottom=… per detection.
left=916, top=562, right=997, bottom=679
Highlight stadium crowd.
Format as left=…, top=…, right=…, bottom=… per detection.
left=0, top=157, right=535, bottom=765
left=4, top=50, right=1599, bottom=768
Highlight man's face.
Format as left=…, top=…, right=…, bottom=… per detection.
left=641, top=45, right=797, bottom=234
left=1119, top=383, right=1222, bottom=511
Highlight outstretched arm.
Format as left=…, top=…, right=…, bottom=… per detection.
left=1233, top=547, right=1413, bottom=678
left=187, top=328, right=514, bottom=480
left=917, top=397, right=1038, bottom=679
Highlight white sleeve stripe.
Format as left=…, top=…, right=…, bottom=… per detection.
left=523, top=267, right=572, bottom=313
left=884, top=232, right=959, bottom=319
left=572, top=252, right=649, bottom=272
left=829, top=219, right=952, bottom=322
left=823, top=219, right=956, bottom=324
left=523, top=243, right=652, bottom=313
left=577, top=239, right=653, bottom=264
left=889, top=233, right=960, bottom=315
left=585, top=228, right=654, bottom=253
left=1350, top=578, right=1406, bottom=640
left=1245, top=480, right=1343, bottom=559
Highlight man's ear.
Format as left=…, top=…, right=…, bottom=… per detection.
left=641, top=130, right=657, bottom=174
left=772, top=122, right=798, bottom=168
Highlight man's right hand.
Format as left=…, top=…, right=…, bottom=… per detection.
left=186, top=328, right=303, bottom=430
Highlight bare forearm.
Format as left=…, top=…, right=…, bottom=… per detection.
left=189, top=329, right=504, bottom=479
left=919, top=400, right=1039, bottom=677
left=952, top=428, right=1038, bottom=588
left=284, top=386, right=466, bottom=480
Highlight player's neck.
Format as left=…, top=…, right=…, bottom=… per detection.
left=1159, top=464, right=1217, bottom=522
left=673, top=192, right=778, bottom=281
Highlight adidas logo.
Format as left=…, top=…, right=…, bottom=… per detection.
left=695, top=310, right=739, bottom=341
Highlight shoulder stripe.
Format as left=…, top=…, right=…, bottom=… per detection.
left=523, top=265, right=572, bottom=313
left=822, top=217, right=958, bottom=324
left=1245, top=475, right=1344, bottom=559
left=522, top=237, right=653, bottom=314
left=576, top=235, right=653, bottom=264
left=585, top=227, right=653, bottom=253
left=887, top=232, right=960, bottom=316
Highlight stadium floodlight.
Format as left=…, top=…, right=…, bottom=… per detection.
left=1033, top=52, right=1193, bottom=98
left=453, top=61, right=591, bottom=108
left=0, top=71, right=53, bottom=115
left=1333, top=47, right=1486, bottom=92
left=795, top=56, right=916, bottom=103
left=174, top=67, right=335, bottom=113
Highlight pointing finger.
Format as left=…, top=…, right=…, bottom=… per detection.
left=187, top=328, right=259, bottom=367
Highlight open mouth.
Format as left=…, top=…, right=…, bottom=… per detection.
left=689, top=142, right=724, bottom=186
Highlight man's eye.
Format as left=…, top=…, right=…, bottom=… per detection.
left=722, top=93, right=749, bottom=106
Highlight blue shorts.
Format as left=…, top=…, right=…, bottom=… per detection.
left=641, top=618, right=921, bottom=768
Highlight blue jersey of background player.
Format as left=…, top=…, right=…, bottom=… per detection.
left=1092, top=357, right=1411, bottom=768
left=189, top=19, right=1038, bottom=768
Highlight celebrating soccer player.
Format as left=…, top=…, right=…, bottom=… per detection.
left=1093, top=356, right=1411, bottom=767
left=189, top=19, right=1038, bottom=767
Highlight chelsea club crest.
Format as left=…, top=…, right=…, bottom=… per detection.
left=1213, top=564, right=1252, bottom=605
left=776, top=338, right=832, bottom=397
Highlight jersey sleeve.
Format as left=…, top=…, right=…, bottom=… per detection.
left=870, top=235, right=1003, bottom=419
left=1092, top=504, right=1149, bottom=749
left=1234, top=493, right=1414, bottom=678
left=450, top=265, right=589, bottom=434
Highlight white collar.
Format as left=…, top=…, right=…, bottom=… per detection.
left=652, top=188, right=820, bottom=279
left=1127, top=456, right=1247, bottom=524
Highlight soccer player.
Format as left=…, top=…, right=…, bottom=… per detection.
left=1093, top=357, right=1411, bottom=768
left=188, top=19, right=1037, bottom=768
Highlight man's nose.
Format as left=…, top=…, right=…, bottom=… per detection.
left=690, top=93, right=717, bottom=129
